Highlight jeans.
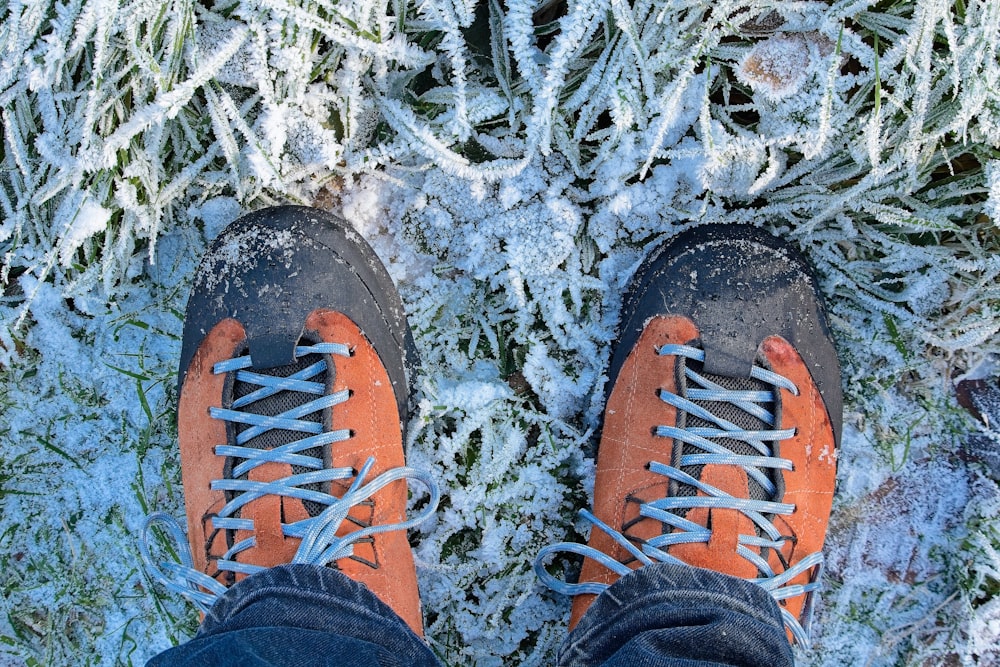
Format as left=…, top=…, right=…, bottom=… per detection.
left=148, top=563, right=794, bottom=667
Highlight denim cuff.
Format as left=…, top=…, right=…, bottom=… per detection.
left=198, top=564, right=411, bottom=638
left=559, top=562, right=794, bottom=667
left=148, top=564, right=440, bottom=667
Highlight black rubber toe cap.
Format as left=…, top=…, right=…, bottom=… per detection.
left=612, top=224, right=843, bottom=446
left=179, top=206, right=417, bottom=421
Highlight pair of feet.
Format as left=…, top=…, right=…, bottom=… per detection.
left=141, top=206, right=842, bottom=646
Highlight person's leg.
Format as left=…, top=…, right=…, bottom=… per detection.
left=149, top=565, right=439, bottom=667
left=141, top=206, right=440, bottom=666
left=559, top=564, right=792, bottom=667
left=537, top=224, right=842, bottom=665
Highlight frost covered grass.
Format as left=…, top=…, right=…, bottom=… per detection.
left=2, top=0, right=1000, bottom=664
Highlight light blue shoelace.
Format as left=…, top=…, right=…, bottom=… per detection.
left=141, top=343, right=440, bottom=614
left=535, top=343, right=823, bottom=646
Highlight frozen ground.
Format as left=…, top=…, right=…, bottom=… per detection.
left=2, top=0, right=1000, bottom=664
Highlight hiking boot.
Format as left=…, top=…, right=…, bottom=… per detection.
left=536, top=224, right=842, bottom=645
left=141, top=206, right=438, bottom=635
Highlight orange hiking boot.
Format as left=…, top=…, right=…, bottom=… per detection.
left=141, top=206, right=438, bottom=636
left=537, top=224, right=842, bottom=645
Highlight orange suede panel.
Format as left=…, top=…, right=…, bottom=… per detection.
left=305, top=309, right=423, bottom=637
left=178, top=318, right=246, bottom=585
left=760, top=335, right=837, bottom=632
left=570, top=315, right=699, bottom=629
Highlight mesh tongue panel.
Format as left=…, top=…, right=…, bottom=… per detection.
left=227, top=351, right=331, bottom=518
left=675, top=357, right=775, bottom=507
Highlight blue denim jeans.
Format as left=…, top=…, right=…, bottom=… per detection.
left=148, top=563, right=793, bottom=667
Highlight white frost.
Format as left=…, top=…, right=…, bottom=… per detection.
left=58, top=198, right=111, bottom=267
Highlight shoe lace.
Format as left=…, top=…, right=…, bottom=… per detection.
left=535, top=343, right=823, bottom=646
left=141, top=343, right=439, bottom=614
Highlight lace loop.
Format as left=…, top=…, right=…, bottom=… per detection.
left=140, top=512, right=229, bottom=612
left=293, top=458, right=440, bottom=565
left=141, top=457, right=439, bottom=614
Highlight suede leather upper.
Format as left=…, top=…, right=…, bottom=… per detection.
left=178, top=310, right=424, bottom=636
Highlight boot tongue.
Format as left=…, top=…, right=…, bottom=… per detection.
left=674, top=360, right=775, bottom=508
left=622, top=356, right=778, bottom=575
left=667, top=358, right=776, bottom=577
left=616, top=353, right=779, bottom=575
left=671, top=463, right=760, bottom=579
left=227, top=348, right=331, bottom=520
left=239, top=461, right=308, bottom=570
